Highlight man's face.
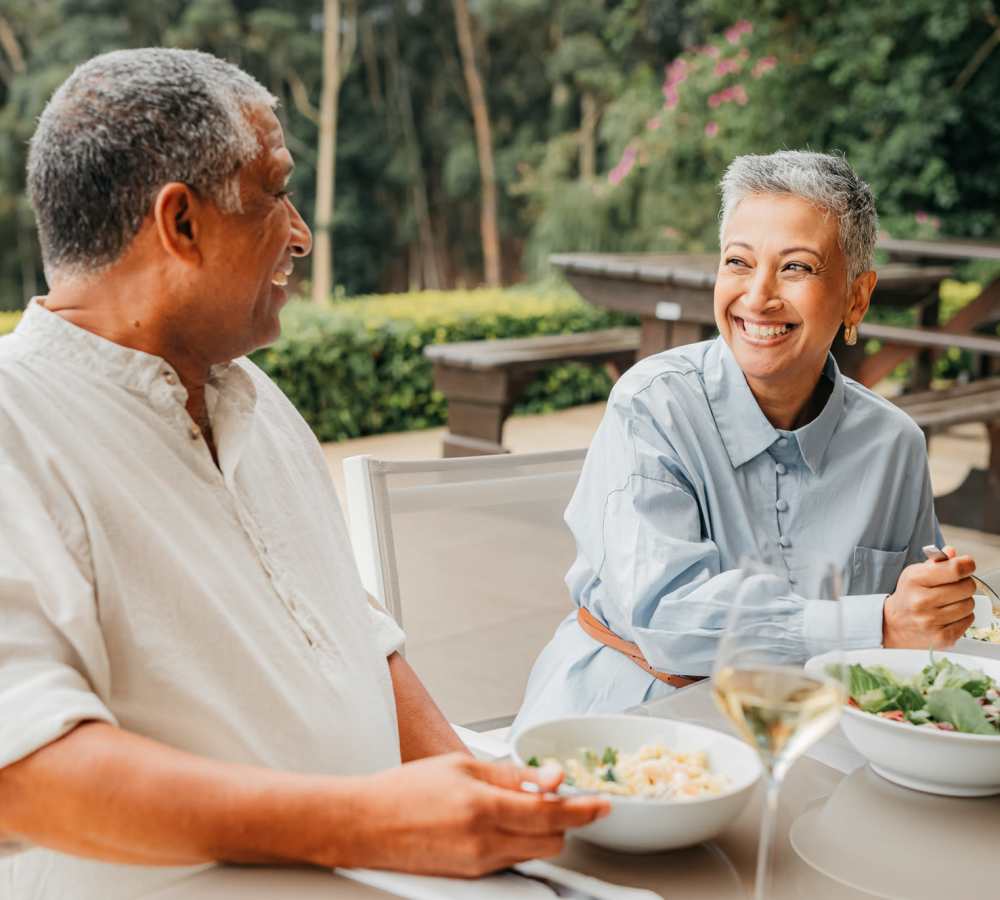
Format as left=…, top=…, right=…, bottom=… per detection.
left=193, top=106, right=312, bottom=360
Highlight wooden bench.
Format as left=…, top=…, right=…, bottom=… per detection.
left=892, top=379, right=1000, bottom=534
left=424, top=328, right=639, bottom=456
left=861, top=322, right=1000, bottom=533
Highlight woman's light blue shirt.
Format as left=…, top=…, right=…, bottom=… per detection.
left=514, top=337, right=940, bottom=731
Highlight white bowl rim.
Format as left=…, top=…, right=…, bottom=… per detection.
left=511, top=713, right=762, bottom=806
left=805, top=649, right=1000, bottom=745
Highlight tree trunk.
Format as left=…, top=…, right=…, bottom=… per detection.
left=580, top=91, right=598, bottom=180
left=360, top=13, right=383, bottom=110
left=387, top=13, right=441, bottom=290
left=312, top=0, right=358, bottom=305
left=452, top=0, right=501, bottom=287
left=312, top=0, right=339, bottom=305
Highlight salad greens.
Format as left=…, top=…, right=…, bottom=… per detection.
left=829, top=653, right=1000, bottom=736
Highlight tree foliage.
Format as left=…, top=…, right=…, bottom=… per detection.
left=0, top=0, right=997, bottom=310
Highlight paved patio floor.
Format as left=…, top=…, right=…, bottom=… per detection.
left=323, top=402, right=1000, bottom=570
left=323, top=402, right=1000, bottom=721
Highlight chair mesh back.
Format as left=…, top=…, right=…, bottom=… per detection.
left=375, top=451, right=584, bottom=726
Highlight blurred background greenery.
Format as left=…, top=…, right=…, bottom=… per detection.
left=1, top=1, right=998, bottom=436
left=2, top=0, right=999, bottom=306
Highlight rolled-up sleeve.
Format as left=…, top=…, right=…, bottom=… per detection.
left=366, top=598, right=406, bottom=658
left=0, top=462, right=116, bottom=774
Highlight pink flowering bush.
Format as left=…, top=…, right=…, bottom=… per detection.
left=517, top=0, right=999, bottom=300
left=519, top=18, right=785, bottom=270
left=574, top=20, right=781, bottom=255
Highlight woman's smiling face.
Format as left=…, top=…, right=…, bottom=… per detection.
left=714, top=192, right=854, bottom=394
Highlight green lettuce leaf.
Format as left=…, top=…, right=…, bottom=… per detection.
left=926, top=658, right=994, bottom=696
left=895, top=685, right=926, bottom=713
left=925, top=688, right=997, bottom=735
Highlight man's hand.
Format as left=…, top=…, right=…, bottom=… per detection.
left=332, top=753, right=610, bottom=878
left=883, top=545, right=976, bottom=649
left=0, top=725, right=607, bottom=876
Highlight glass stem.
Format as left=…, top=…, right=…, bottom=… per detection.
left=754, top=773, right=782, bottom=900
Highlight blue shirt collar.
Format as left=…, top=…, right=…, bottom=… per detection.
left=704, top=338, right=844, bottom=475
left=793, top=354, right=845, bottom=475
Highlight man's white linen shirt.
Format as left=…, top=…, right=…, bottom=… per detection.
left=0, top=301, right=406, bottom=899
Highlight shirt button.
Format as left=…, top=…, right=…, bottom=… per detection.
left=777, top=437, right=789, bottom=447
left=775, top=499, right=789, bottom=512
left=288, top=597, right=298, bottom=612
left=778, top=535, right=791, bottom=548
left=163, top=371, right=176, bottom=384
left=788, top=575, right=797, bottom=585
left=776, top=463, right=787, bottom=475
left=189, top=424, right=200, bottom=440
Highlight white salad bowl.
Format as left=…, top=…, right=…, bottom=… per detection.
left=805, top=648, right=1000, bottom=797
left=512, top=714, right=761, bottom=852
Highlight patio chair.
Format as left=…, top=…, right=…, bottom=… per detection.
left=343, top=448, right=586, bottom=730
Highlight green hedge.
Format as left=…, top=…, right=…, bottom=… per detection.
left=250, top=287, right=635, bottom=441
left=0, top=312, right=19, bottom=336
left=0, top=290, right=631, bottom=441
left=1, top=279, right=986, bottom=442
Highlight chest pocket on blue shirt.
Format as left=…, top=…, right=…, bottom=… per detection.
left=849, top=545, right=908, bottom=595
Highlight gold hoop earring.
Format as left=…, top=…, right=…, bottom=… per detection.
left=844, top=323, right=858, bottom=346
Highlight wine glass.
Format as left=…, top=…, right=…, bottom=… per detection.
left=711, top=556, right=847, bottom=900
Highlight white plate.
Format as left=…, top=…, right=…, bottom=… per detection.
left=804, top=648, right=1000, bottom=796
left=512, top=714, right=761, bottom=853
left=789, top=764, right=1000, bottom=899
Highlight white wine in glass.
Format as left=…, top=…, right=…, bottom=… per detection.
left=712, top=665, right=843, bottom=777
left=712, top=558, right=847, bottom=900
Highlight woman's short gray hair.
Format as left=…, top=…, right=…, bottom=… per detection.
left=718, top=150, right=878, bottom=281
left=27, top=47, right=277, bottom=279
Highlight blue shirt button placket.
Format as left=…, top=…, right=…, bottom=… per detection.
left=775, top=491, right=794, bottom=582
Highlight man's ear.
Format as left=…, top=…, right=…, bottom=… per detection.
left=152, top=183, right=202, bottom=264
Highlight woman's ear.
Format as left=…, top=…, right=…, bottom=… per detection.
left=847, top=270, right=878, bottom=325
left=152, top=183, right=202, bottom=264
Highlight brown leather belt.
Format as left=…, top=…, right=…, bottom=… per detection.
left=576, top=607, right=705, bottom=689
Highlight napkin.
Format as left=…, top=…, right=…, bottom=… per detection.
left=335, top=860, right=662, bottom=899
left=451, top=724, right=511, bottom=761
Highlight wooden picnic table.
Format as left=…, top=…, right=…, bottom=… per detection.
left=550, top=251, right=952, bottom=382
left=868, top=237, right=1000, bottom=387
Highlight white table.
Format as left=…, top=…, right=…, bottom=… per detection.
left=142, top=640, right=1000, bottom=899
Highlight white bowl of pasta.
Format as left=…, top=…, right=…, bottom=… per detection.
left=512, top=714, right=761, bottom=852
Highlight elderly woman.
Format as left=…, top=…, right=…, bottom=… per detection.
left=514, top=150, right=977, bottom=729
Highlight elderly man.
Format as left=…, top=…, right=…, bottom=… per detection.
left=0, top=48, right=606, bottom=899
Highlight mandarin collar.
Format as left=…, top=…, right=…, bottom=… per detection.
left=704, top=337, right=844, bottom=475
left=15, top=298, right=253, bottom=408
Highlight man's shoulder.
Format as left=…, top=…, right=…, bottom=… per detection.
left=0, top=330, right=31, bottom=372
left=0, top=331, right=38, bottom=419
left=233, top=355, right=279, bottom=394
left=233, top=356, right=320, bottom=445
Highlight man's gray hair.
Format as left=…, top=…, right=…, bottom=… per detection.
left=718, top=150, right=878, bottom=281
left=27, top=47, right=277, bottom=279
